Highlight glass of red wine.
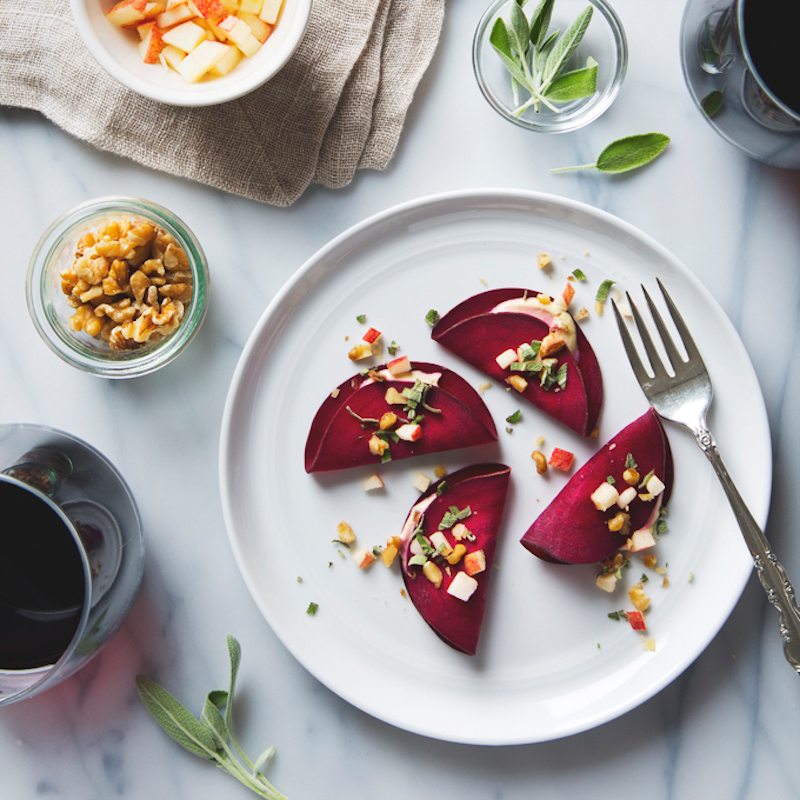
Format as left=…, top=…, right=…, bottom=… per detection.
left=0, top=424, right=143, bottom=706
left=681, top=0, right=800, bottom=168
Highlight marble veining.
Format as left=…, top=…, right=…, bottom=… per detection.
left=2, top=1, right=800, bottom=798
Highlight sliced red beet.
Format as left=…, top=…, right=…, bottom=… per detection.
left=520, top=409, right=673, bottom=564
left=305, top=362, right=497, bottom=473
left=431, top=288, right=603, bottom=436
left=401, top=464, right=511, bottom=655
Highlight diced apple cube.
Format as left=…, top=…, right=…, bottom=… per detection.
left=429, top=531, right=452, bottom=556
left=447, top=572, right=478, bottom=602
left=219, top=0, right=238, bottom=9
left=138, top=26, right=165, bottom=63
left=177, top=39, right=229, bottom=81
left=159, top=44, right=186, bottom=71
left=156, top=3, right=196, bottom=29
left=166, top=0, right=186, bottom=8
left=107, top=0, right=148, bottom=28
left=259, top=0, right=283, bottom=23
left=464, top=549, right=486, bottom=576
left=384, top=387, right=405, bottom=405
left=617, top=486, right=637, bottom=509
left=396, top=424, right=422, bottom=442
left=409, top=537, right=423, bottom=557
left=628, top=528, right=656, bottom=552
left=240, top=0, right=263, bottom=12
left=187, top=0, right=225, bottom=18
left=495, top=348, right=517, bottom=369
left=386, top=356, right=411, bottom=377
left=218, top=15, right=260, bottom=55
left=646, top=474, right=665, bottom=497
left=363, top=474, right=384, bottom=492
left=137, top=21, right=155, bottom=38
left=591, top=481, right=619, bottom=511
left=412, top=472, right=430, bottom=493
left=238, top=11, right=272, bottom=42
left=143, top=2, right=166, bottom=19
left=352, top=549, right=375, bottom=569
left=162, top=20, right=206, bottom=51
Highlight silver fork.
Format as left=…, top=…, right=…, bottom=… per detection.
left=612, top=279, right=800, bottom=673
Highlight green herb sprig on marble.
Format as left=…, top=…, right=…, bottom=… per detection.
left=136, top=636, right=287, bottom=800
left=490, top=0, right=598, bottom=117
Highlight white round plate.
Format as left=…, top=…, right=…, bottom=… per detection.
left=219, top=190, right=770, bottom=745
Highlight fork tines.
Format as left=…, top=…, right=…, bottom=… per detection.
left=612, top=279, right=707, bottom=385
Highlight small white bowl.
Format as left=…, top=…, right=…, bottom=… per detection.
left=70, top=0, right=312, bottom=107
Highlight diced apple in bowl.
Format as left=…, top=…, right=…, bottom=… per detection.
left=105, top=0, right=283, bottom=84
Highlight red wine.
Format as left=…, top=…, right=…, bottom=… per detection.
left=0, top=481, right=86, bottom=670
left=742, top=0, right=800, bottom=114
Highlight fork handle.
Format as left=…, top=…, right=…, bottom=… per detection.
left=695, top=427, right=800, bottom=673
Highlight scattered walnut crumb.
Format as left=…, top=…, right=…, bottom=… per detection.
left=583, top=250, right=591, bottom=257
left=644, top=638, right=656, bottom=652
left=537, top=252, right=553, bottom=271
left=478, top=381, right=492, bottom=394
left=575, top=306, right=590, bottom=321
left=688, top=571, right=695, bottom=583
left=590, top=426, right=600, bottom=439
left=330, top=387, right=341, bottom=399
left=479, top=277, right=488, bottom=286
left=433, top=465, right=447, bottom=478
left=344, top=335, right=349, bottom=341
left=399, top=588, right=407, bottom=599
left=536, top=435, right=545, bottom=447
left=662, top=576, right=671, bottom=589
left=655, top=566, right=668, bottom=576
left=642, top=554, right=658, bottom=569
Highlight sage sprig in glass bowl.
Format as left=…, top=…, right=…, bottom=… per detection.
left=473, top=0, right=628, bottom=133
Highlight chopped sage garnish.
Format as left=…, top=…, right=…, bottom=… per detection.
left=306, top=602, right=319, bottom=616
left=506, top=409, right=522, bottom=424
left=425, top=309, right=440, bottom=326
left=571, top=268, right=587, bottom=281
left=625, top=452, right=637, bottom=469
left=439, top=505, right=472, bottom=530
left=436, top=481, right=447, bottom=496
left=356, top=314, right=367, bottom=324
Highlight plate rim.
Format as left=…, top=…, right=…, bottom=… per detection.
left=219, top=188, right=771, bottom=745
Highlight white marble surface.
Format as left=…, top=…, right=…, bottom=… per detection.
left=2, top=0, right=800, bottom=797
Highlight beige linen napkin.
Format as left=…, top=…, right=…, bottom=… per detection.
left=0, top=0, right=445, bottom=206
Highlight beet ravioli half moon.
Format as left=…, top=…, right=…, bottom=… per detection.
left=431, top=288, right=603, bottom=436
left=400, top=464, right=511, bottom=655
left=305, top=361, right=497, bottom=473
left=521, top=409, right=673, bottom=565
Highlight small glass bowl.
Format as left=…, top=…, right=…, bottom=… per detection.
left=27, top=197, right=209, bottom=378
left=473, top=0, right=628, bottom=133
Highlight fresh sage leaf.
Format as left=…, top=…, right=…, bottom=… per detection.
left=136, top=676, right=220, bottom=761
left=136, top=638, right=288, bottom=800
left=595, top=133, right=670, bottom=173
left=225, top=634, right=241, bottom=729
left=253, top=746, right=277, bottom=776
left=489, top=17, right=513, bottom=59
left=534, top=28, right=560, bottom=74
left=542, top=5, right=593, bottom=88
left=202, top=695, right=231, bottom=747
left=529, top=0, right=555, bottom=48
left=544, top=58, right=597, bottom=101
left=552, top=133, right=671, bottom=175
left=510, top=1, right=532, bottom=56
left=701, top=90, right=724, bottom=118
